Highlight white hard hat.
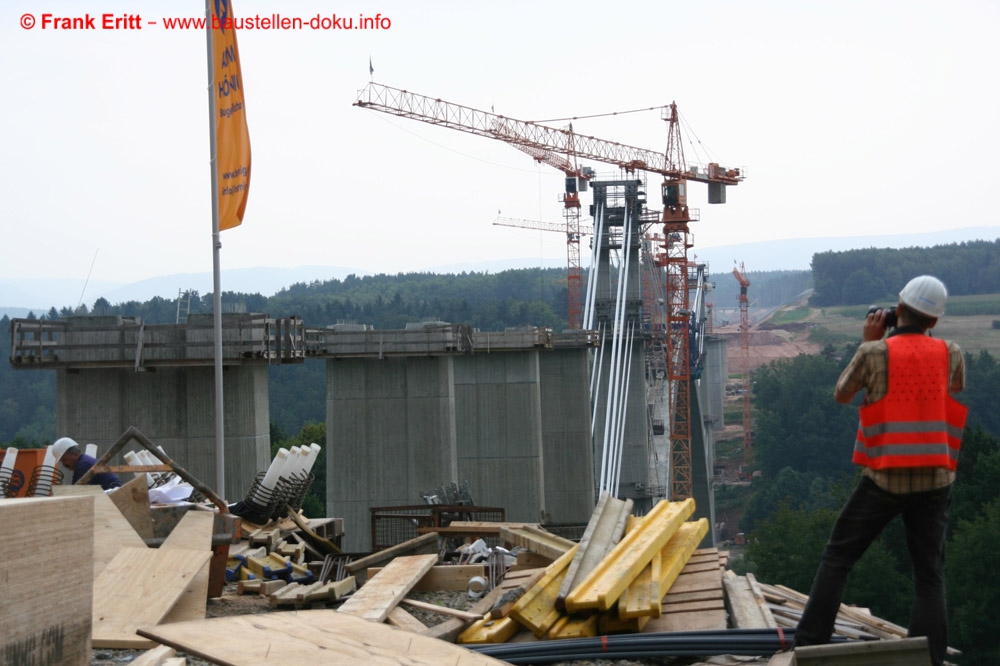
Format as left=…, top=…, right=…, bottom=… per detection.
left=49, top=437, right=78, bottom=462
left=899, top=275, right=947, bottom=318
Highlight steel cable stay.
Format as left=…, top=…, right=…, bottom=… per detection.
left=609, top=210, right=637, bottom=494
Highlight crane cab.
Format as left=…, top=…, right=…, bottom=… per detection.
left=662, top=179, right=687, bottom=207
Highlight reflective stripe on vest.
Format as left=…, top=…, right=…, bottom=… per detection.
left=852, top=335, right=967, bottom=470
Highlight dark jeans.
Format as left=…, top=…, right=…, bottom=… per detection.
left=795, top=476, right=951, bottom=666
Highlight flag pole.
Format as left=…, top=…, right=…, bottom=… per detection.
left=205, top=0, right=226, bottom=499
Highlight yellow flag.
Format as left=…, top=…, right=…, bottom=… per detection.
left=211, top=0, right=251, bottom=230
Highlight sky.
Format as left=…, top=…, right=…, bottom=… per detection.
left=2, top=0, right=999, bottom=308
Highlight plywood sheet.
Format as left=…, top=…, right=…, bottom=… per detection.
left=54, top=485, right=147, bottom=578
left=160, top=509, right=215, bottom=624
left=138, top=610, right=509, bottom=666
left=92, top=546, right=211, bottom=648
left=108, top=474, right=155, bottom=540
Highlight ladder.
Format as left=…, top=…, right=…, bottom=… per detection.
left=175, top=289, right=192, bottom=324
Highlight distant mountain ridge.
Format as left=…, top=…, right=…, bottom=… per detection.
left=2, top=226, right=997, bottom=316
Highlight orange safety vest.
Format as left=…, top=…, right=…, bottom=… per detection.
left=852, top=334, right=967, bottom=470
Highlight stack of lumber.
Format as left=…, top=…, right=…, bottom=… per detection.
left=456, top=495, right=719, bottom=644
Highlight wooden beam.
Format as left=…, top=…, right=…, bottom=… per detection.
left=564, top=498, right=695, bottom=613
left=499, top=525, right=575, bottom=562
left=556, top=492, right=631, bottom=609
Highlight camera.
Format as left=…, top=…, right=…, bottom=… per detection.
left=867, top=305, right=898, bottom=328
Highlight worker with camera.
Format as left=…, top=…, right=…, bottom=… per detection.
left=794, top=275, right=966, bottom=666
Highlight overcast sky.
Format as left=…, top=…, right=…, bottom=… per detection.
left=2, top=0, right=998, bottom=300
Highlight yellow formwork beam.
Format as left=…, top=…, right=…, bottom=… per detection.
left=547, top=613, right=599, bottom=640
left=458, top=616, right=520, bottom=644
left=619, top=518, right=708, bottom=620
left=508, top=544, right=579, bottom=637
left=564, top=498, right=695, bottom=613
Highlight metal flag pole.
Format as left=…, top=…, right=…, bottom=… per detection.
left=205, top=0, right=226, bottom=499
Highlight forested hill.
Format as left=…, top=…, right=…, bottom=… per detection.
left=810, top=239, right=1000, bottom=306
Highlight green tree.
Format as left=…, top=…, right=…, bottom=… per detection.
left=751, top=351, right=858, bottom=478
left=947, top=498, right=1000, bottom=665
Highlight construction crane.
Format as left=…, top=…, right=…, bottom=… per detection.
left=493, top=216, right=595, bottom=237
left=732, top=262, right=752, bottom=465
left=355, top=82, right=744, bottom=501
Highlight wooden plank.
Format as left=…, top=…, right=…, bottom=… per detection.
left=161, top=509, right=215, bottom=624
left=668, top=568, right=724, bottom=595
left=366, top=564, right=486, bottom=591
left=794, top=636, right=932, bottom=666
left=641, top=606, right=727, bottom=633
left=128, top=645, right=177, bottom=666
left=138, top=610, right=510, bottom=665
left=386, top=607, right=428, bottom=633
left=723, top=571, right=771, bottom=629
left=499, top=525, right=576, bottom=562
left=92, top=546, right=212, bottom=648
left=556, top=492, right=631, bottom=609
left=344, top=532, right=439, bottom=583
left=662, top=588, right=724, bottom=605
left=660, top=598, right=726, bottom=615
left=337, top=553, right=438, bottom=623
left=54, top=484, right=148, bottom=579
left=512, top=550, right=554, bottom=569
left=745, top=572, right=778, bottom=628
left=1, top=495, right=95, bottom=666
left=108, top=474, right=155, bottom=540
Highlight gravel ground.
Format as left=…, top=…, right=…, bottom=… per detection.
left=90, top=586, right=770, bottom=666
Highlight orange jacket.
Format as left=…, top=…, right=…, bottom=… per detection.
left=852, top=335, right=967, bottom=471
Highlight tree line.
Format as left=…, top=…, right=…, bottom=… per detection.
left=810, top=239, right=1000, bottom=306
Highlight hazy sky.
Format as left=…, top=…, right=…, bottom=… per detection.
left=3, top=0, right=998, bottom=294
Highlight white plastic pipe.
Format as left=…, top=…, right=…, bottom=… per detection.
left=300, top=443, right=322, bottom=476
left=250, top=448, right=289, bottom=506
left=34, top=446, right=60, bottom=496
left=123, top=451, right=143, bottom=479
left=277, top=446, right=302, bottom=480
left=0, top=447, right=17, bottom=489
left=85, top=443, right=98, bottom=458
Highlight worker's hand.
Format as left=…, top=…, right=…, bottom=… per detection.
left=862, top=308, right=888, bottom=342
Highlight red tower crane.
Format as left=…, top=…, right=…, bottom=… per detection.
left=354, top=83, right=744, bottom=500
left=732, top=262, right=752, bottom=465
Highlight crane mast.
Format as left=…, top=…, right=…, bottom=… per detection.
left=355, top=82, right=743, bottom=503
left=732, top=262, right=752, bottom=465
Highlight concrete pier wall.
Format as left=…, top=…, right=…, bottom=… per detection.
left=56, top=364, right=270, bottom=502
left=325, top=345, right=595, bottom=552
